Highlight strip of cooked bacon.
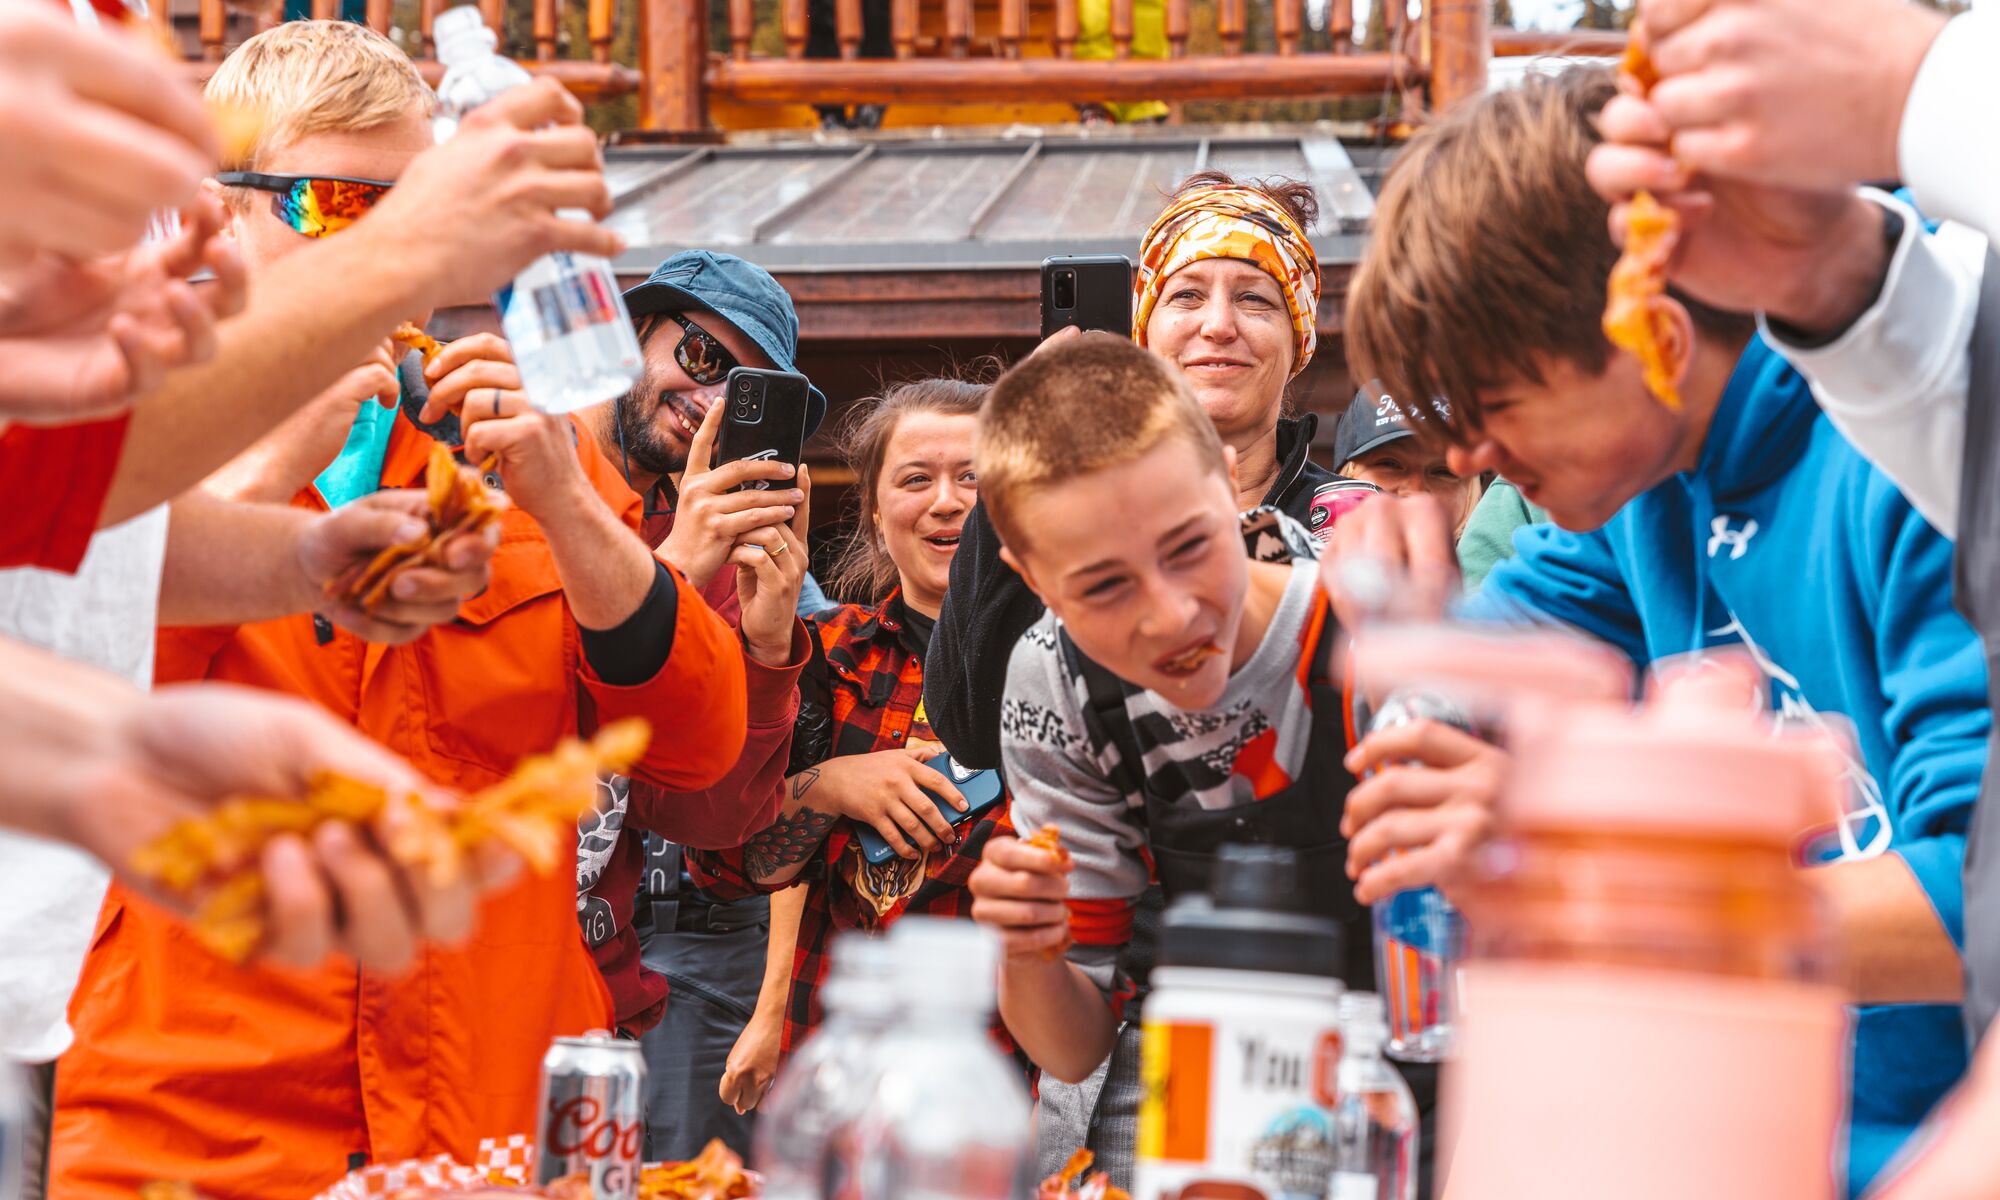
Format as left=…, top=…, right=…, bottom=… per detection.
left=392, top=321, right=444, bottom=367
left=1021, top=825, right=1076, bottom=960
left=1601, top=42, right=1686, bottom=410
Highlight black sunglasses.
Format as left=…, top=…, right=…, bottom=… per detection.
left=660, top=311, right=741, bottom=387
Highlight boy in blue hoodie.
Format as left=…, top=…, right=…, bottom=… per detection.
left=1335, top=67, right=1989, bottom=1197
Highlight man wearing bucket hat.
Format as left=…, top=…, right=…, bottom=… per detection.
left=571, top=250, right=833, bottom=1160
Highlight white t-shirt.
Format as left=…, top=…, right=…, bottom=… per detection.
left=0, top=506, right=169, bottom=1062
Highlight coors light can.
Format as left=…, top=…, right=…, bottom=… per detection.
left=535, top=1030, right=647, bottom=1198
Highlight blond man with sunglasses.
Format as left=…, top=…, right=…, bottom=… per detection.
left=46, top=21, right=756, bottom=1200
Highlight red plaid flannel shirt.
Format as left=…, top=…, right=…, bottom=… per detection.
left=687, top=590, right=1029, bottom=1075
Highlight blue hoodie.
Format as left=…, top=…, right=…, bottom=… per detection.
left=1460, top=335, right=1987, bottom=1198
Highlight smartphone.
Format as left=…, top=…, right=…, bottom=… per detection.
left=713, top=367, right=811, bottom=493
left=1040, top=254, right=1134, bottom=340
left=854, top=753, right=1006, bottom=866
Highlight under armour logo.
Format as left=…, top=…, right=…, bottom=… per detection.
left=1708, top=515, right=1760, bottom=560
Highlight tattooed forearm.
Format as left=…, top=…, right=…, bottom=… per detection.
left=745, top=804, right=838, bottom=881
left=791, top=767, right=821, bottom=802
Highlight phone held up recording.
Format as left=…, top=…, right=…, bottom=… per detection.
left=714, top=367, right=812, bottom=493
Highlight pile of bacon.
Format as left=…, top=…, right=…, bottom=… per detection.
left=1040, top=1151, right=1129, bottom=1200
left=325, top=441, right=506, bottom=616
left=633, top=1138, right=759, bottom=1200
left=129, top=720, right=650, bottom=961
left=1600, top=40, right=1685, bottom=411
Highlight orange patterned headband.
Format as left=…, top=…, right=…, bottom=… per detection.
left=1132, top=184, right=1322, bottom=376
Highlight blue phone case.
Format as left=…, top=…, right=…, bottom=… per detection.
left=854, top=753, right=1005, bottom=866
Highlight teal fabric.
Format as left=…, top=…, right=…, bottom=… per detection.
left=1456, top=479, right=1549, bottom=592
left=314, top=398, right=399, bottom=509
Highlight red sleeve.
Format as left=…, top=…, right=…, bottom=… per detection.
left=0, top=414, right=131, bottom=573
left=623, top=617, right=805, bottom=850
left=579, top=562, right=747, bottom=791
left=587, top=833, right=672, bottom=1034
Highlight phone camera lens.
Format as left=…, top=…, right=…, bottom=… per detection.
left=733, top=403, right=750, bottom=418
left=1052, top=270, right=1077, bottom=311
left=737, top=378, right=754, bottom=393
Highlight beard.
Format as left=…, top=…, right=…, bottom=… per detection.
left=613, top=386, right=690, bottom=478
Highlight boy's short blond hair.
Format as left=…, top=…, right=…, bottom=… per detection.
left=977, top=333, right=1228, bottom=552
left=207, top=20, right=434, bottom=173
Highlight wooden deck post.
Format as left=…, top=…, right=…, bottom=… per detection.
left=640, top=0, right=709, bottom=132
left=1429, top=0, right=1489, bottom=112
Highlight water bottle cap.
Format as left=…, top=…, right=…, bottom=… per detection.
left=1160, top=845, right=1345, bottom=978
left=1338, top=990, right=1388, bottom=1032
left=434, top=5, right=498, bottom=66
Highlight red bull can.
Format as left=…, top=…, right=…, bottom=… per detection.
left=1367, top=689, right=1476, bottom=1063
left=536, top=1030, right=647, bottom=1198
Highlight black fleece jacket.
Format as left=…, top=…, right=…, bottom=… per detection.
left=924, top=412, right=1336, bottom=770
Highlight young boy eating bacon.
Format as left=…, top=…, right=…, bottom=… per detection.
left=1326, top=67, right=1988, bottom=1198
left=964, top=333, right=1435, bottom=1187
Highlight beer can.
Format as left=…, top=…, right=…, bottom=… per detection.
left=536, top=1030, right=648, bottom=1198
left=1367, top=689, right=1475, bottom=1064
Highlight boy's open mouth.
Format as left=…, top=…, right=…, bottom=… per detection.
left=1157, top=639, right=1224, bottom=676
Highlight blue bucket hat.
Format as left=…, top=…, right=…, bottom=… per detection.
left=623, top=250, right=827, bottom=437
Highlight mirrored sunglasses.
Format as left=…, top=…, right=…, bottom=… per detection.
left=216, top=172, right=395, bottom=238
left=662, top=310, right=741, bottom=387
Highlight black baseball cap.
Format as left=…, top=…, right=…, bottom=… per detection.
left=1333, top=387, right=1420, bottom=467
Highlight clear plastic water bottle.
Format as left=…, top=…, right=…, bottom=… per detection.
left=853, top=918, right=1032, bottom=1200
left=1366, top=689, right=1472, bottom=1063
left=430, top=5, right=643, bottom=413
left=754, top=933, right=899, bottom=1200
left=1331, top=992, right=1418, bottom=1200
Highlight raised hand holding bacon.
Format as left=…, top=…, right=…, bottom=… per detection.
left=319, top=443, right=506, bottom=622
left=126, top=718, right=649, bottom=966
left=969, top=827, right=1075, bottom=961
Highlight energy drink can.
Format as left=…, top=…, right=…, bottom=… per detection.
left=1367, top=690, right=1475, bottom=1063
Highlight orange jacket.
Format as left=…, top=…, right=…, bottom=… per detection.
left=50, top=415, right=748, bottom=1200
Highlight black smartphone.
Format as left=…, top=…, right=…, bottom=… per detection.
left=1041, top=254, right=1134, bottom=339
left=713, top=367, right=811, bottom=492
left=854, top=753, right=1007, bottom=866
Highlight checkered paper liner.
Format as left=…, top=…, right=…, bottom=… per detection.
left=310, top=1136, right=535, bottom=1199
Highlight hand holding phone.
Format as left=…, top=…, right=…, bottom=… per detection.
left=854, top=753, right=1007, bottom=866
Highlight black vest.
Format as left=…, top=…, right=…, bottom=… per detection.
left=1061, top=607, right=1438, bottom=1196
left=1956, top=248, right=2000, bottom=1040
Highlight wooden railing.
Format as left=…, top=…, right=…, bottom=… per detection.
left=169, top=0, right=1623, bottom=132
left=654, top=0, right=1451, bottom=133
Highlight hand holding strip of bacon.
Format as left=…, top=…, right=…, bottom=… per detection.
left=1601, top=42, right=1686, bottom=411
left=128, top=720, right=650, bottom=961
left=324, top=441, right=506, bottom=615
left=1020, top=824, right=1076, bottom=960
